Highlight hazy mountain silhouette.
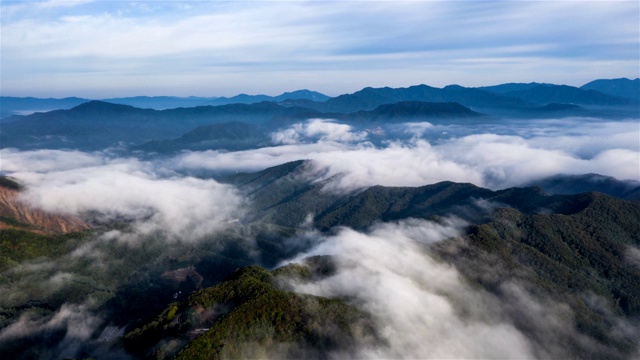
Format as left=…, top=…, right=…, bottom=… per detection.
left=346, top=101, right=483, bottom=122
left=476, top=82, right=551, bottom=94
left=528, top=173, right=640, bottom=200
left=0, top=96, right=89, bottom=119
left=502, top=84, right=633, bottom=106
left=1, top=100, right=484, bottom=151
left=304, top=84, right=533, bottom=113
left=0, top=101, right=288, bottom=150
left=0, top=90, right=329, bottom=117
left=134, top=121, right=271, bottom=153
left=101, top=96, right=217, bottom=110
left=201, top=89, right=330, bottom=106
left=580, top=78, right=640, bottom=101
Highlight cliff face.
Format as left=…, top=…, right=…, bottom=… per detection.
left=0, top=184, right=91, bottom=234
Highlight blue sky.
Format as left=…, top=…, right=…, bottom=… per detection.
left=1, top=0, right=639, bottom=98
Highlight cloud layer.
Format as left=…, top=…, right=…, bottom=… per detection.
left=175, top=118, right=639, bottom=190
left=2, top=117, right=636, bottom=236
left=2, top=149, right=243, bottom=240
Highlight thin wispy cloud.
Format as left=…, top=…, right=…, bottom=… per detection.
left=1, top=1, right=638, bottom=97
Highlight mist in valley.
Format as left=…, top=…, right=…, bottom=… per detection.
left=1, top=115, right=639, bottom=359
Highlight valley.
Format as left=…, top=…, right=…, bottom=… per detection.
left=0, top=78, right=638, bottom=359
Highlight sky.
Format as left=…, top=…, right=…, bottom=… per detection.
left=1, top=0, right=639, bottom=98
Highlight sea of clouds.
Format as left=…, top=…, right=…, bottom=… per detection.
left=1, top=116, right=638, bottom=358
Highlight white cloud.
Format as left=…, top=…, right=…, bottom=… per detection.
left=175, top=118, right=639, bottom=191
left=1, top=148, right=105, bottom=173
left=0, top=303, right=101, bottom=349
left=280, top=219, right=538, bottom=359
left=4, top=150, right=244, bottom=241
left=401, top=121, right=434, bottom=137
left=37, top=0, right=94, bottom=10
left=271, top=119, right=368, bottom=145
left=277, top=215, right=640, bottom=359
left=175, top=139, right=482, bottom=191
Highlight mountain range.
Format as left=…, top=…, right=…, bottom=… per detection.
left=0, top=100, right=483, bottom=151
left=1, top=78, right=638, bottom=152
left=0, top=89, right=331, bottom=117
left=1, top=78, right=639, bottom=359
left=222, top=160, right=640, bottom=229
left=2, top=78, right=636, bottom=116
left=120, top=161, right=640, bottom=359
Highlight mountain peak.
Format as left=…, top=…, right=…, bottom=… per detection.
left=275, top=89, right=330, bottom=102
left=580, top=78, right=640, bottom=101
left=73, top=100, right=138, bottom=111
left=353, top=101, right=483, bottom=121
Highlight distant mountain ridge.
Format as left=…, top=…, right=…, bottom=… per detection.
left=0, top=96, right=89, bottom=118
left=580, top=78, right=640, bottom=101
left=1, top=100, right=483, bottom=151
left=207, top=89, right=331, bottom=106
left=2, top=77, right=636, bottom=117
left=476, top=82, right=551, bottom=94
left=134, top=101, right=481, bottom=154
left=299, top=84, right=533, bottom=113
left=101, top=96, right=217, bottom=110
left=501, top=84, right=633, bottom=106
left=527, top=173, right=640, bottom=200
left=134, top=121, right=271, bottom=153
left=0, top=100, right=291, bottom=150
left=478, top=78, right=640, bottom=104
left=347, top=101, right=483, bottom=121
left=0, top=89, right=330, bottom=117
left=2, top=77, right=638, bottom=151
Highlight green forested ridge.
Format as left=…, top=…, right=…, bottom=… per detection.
left=0, top=221, right=303, bottom=359
left=124, top=263, right=376, bottom=360
left=434, top=193, right=640, bottom=359
left=0, top=228, right=90, bottom=271
left=227, top=161, right=632, bottom=231
left=121, top=189, right=640, bottom=359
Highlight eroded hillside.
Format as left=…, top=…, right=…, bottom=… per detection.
left=0, top=177, right=91, bottom=234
